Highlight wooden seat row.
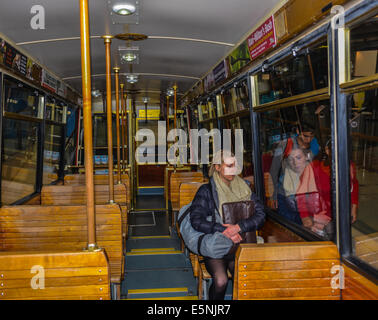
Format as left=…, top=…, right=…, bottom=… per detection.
left=63, top=173, right=131, bottom=209
left=0, top=204, right=123, bottom=288
left=0, top=250, right=110, bottom=300
left=41, top=184, right=128, bottom=241
left=177, top=181, right=344, bottom=300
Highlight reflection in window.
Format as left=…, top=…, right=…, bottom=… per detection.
left=46, top=97, right=67, bottom=123
left=349, top=88, right=378, bottom=270
left=221, top=80, right=249, bottom=115
left=260, top=101, right=336, bottom=239
left=43, top=124, right=63, bottom=185
left=257, top=40, right=328, bottom=104
left=3, top=76, right=44, bottom=118
left=350, top=16, right=378, bottom=80
left=1, top=119, right=39, bottom=204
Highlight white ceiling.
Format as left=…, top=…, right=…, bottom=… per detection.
left=0, top=0, right=282, bottom=103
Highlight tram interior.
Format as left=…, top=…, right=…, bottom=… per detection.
left=0, top=0, right=377, bottom=300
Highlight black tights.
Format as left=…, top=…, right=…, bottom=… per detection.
left=204, top=256, right=235, bottom=300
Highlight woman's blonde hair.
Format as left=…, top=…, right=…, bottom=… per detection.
left=208, top=149, right=235, bottom=177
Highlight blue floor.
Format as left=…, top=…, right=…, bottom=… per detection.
left=121, top=197, right=198, bottom=299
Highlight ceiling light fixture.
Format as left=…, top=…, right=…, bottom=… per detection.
left=167, top=88, right=174, bottom=96
left=121, top=52, right=137, bottom=63
left=91, top=90, right=101, bottom=98
left=127, top=74, right=138, bottom=84
left=112, top=3, right=136, bottom=16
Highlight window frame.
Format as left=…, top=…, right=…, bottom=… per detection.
left=332, top=5, right=378, bottom=280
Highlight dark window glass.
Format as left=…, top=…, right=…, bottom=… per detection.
left=348, top=88, right=378, bottom=270
left=46, top=97, right=67, bottom=123
left=350, top=16, right=378, bottom=80
left=260, top=101, right=334, bottom=239
left=43, top=124, right=63, bottom=185
left=1, top=119, right=39, bottom=204
left=3, top=76, right=44, bottom=118
left=257, top=40, right=328, bottom=104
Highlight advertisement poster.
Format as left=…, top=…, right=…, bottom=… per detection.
left=0, top=38, right=6, bottom=65
left=228, top=41, right=251, bottom=75
left=213, top=59, right=229, bottom=85
left=204, top=71, right=215, bottom=92
left=41, top=69, right=58, bottom=93
left=247, top=15, right=277, bottom=60
left=2, top=42, right=27, bottom=76
left=26, top=57, right=42, bottom=84
left=56, top=79, right=67, bottom=98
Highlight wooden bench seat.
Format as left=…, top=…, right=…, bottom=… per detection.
left=0, top=204, right=123, bottom=288
left=234, top=242, right=341, bottom=300
left=63, top=173, right=131, bottom=209
left=170, top=172, right=207, bottom=212
left=0, top=250, right=110, bottom=300
left=41, top=184, right=128, bottom=241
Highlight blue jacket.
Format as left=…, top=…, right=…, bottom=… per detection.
left=190, top=177, right=266, bottom=234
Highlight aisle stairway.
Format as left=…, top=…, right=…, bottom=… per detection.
left=121, top=209, right=198, bottom=300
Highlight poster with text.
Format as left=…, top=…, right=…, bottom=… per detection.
left=247, top=15, right=277, bottom=60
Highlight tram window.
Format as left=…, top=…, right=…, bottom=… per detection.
left=348, top=88, right=378, bottom=271
left=222, top=80, right=249, bottom=114
left=43, top=124, right=63, bottom=185
left=3, top=76, right=44, bottom=118
left=93, top=114, right=118, bottom=149
left=260, top=101, right=334, bottom=239
left=1, top=118, right=39, bottom=204
left=256, top=40, right=328, bottom=105
left=350, top=16, right=378, bottom=80
left=46, top=97, right=67, bottom=123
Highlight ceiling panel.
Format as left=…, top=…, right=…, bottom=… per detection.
left=0, top=0, right=282, bottom=103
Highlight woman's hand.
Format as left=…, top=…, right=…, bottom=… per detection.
left=222, top=224, right=241, bottom=238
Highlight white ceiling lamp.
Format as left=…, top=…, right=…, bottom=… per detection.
left=112, top=3, right=136, bottom=16
left=119, top=46, right=139, bottom=64
left=127, top=74, right=138, bottom=84
left=167, top=88, right=174, bottom=96
left=91, top=89, right=101, bottom=98
left=121, top=52, right=137, bottom=63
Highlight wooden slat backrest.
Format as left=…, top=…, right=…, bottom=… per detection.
left=179, top=182, right=207, bottom=209
left=63, top=174, right=131, bottom=207
left=41, top=184, right=127, bottom=205
left=41, top=184, right=128, bottom=239
left=234, top=242, right=341, bottom=300
left=0, top=204, right=123, bottom=284
left=0, top=250, right=110, bottom=300
left=170, top=172, right=207, bottom=211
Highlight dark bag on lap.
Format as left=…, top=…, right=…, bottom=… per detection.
left=222, top=200, right=257, bottom=254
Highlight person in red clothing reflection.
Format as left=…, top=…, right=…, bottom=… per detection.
left=296, top=139, right=359, bottom=238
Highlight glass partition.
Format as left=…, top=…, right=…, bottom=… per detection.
left=259, top=100, right=334, bottom=239
left=256, top=39, right=328, bottom=105
left=348, top=88, right=378, bottom=271
left=349, top=16, right=378, bottom=81
left=1, top=118, right=39, bottom=204
left=46, top=96, right=67, bottom=123
left=43, top=124, right=63, bottom=185
left=3, top=75, right=44, bottom=118
left=220, top=79, right=249, bottom=115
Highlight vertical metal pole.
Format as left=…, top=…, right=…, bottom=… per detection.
left=123, top=91, right=128, bottom=167
left=80, top=0, right=97, bottom=249
left=120, top=83, right=125, bottom=173
left=102, top=35, right=115, bottom=203
left=173, top=85, right=177, bottom=129
left=166, top=95, right=170, bottom=133
left=114, top=67, right=121, bottom=184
